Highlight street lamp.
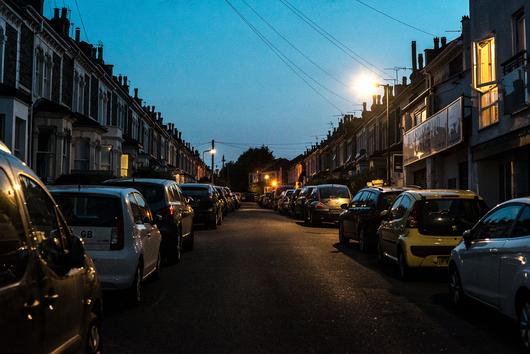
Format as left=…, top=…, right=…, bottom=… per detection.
left=202, top=148, right=216, bottom=184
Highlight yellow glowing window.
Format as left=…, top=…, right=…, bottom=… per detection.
left=475, top=37, right=496, bottom=88
left=480, top=86, right=499, bottom=128
left=120, top=154, right=129, bottom=177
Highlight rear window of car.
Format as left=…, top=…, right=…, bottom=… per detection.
left=180, top=186, right=210, bottom=198
left=119, top=183, right=165, bottom=204
left=319, top=186, right=350, bottom=199
left=381, top=192, right=402, bottom=209
left=54, top=194, right=122, bottom=227
left=419, top=198, right=487, bottom=236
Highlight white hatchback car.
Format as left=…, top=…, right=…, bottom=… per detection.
left=50, top=186, right=162, bottom=304
left=449, top=198, right=530, bottom=349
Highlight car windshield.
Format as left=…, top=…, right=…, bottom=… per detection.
left=319, top=186, right=350, bottom=199
left=180, top=186, right=210, bottom=198
left=53, top=194, right=122, bottom=227
left=419, top=198, right=488, bottom=236
left=381, top=192, right=402, bottom=209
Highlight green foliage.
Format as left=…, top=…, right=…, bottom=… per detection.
left=221, top=146, right=275, bottom=192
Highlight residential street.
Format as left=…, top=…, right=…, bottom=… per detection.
left=104, top=203, right=522, bottom=354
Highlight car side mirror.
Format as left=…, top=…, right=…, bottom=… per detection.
left=67, top=235, right=85, bottom=269
left=187, top=196, right=194, bottom=203
left=340, top=203, right=348, bottom=210
left=463, top=229, right=473, bottom=249
left=380, top=210, right=389, bottom=219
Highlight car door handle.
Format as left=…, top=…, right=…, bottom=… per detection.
left=24, top=298, right=41, bottom=320
left=489, top=248, right=499, bottom=254
left=43, top=289, right=60, bottom=304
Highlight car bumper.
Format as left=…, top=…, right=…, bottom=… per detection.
left=87, top=250, right=138, bottom=290
left=312, top=209, right=342, bottom=222
left=193, top=211, right=217, bottom=224
left=403, top=237, right=461, bottom=268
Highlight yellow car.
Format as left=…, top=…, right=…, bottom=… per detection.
left=377, top=189, right=488, bottom=279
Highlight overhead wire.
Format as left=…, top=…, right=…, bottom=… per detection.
left=240, top=0, right=349, bottom=89
left=278, top=0, right=388, bottom=80
left=74, top=0, right=89, bottom=42
left=352, top=0, right=436, bottom=37
left=224, top=0, right=346, bottom=113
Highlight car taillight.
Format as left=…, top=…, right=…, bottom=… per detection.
left=406, top=202, right=422, bottom=228
left=315, top=202, right=326, bottom=209
left=110, top=218, right=124, bottom=250
left=168, top=205, right=175, bottom=216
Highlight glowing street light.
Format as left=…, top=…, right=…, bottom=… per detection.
left=271, top=179, right=278, bottom=187
left=264, top=174, right=270, bottom=180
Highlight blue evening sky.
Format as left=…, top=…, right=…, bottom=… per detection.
left=44, top=0, right=468, bottom=166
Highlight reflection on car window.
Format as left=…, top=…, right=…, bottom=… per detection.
left=319, top=187, right=350, bottom=199
left=0, top=169, right=27, bottom=287
left=20, top=175, right=65, bottom=271
left=420, top=198, right=487, bottom=236
left=54, top=194, right=122, bottom=227
left=513, top=206, right=530, bottom=237
left=476, top=204, right=522, bottom=239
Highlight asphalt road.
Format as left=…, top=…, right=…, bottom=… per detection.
left=104, top=202, right=523, bottom=353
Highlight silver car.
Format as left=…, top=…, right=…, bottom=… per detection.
left=449, top=198, right=530, bottom=349
left=51, top=186, right=162, bottom=304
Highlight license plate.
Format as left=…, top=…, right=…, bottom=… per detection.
left=72, top=226, right=111, bottom=251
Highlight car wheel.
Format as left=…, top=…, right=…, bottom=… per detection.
left=519, top=295, right=530, bottom=351
left=377, top=238, right=386, bottom=265
left=448, top=265, right=464, bottom=308
left=85, top=313, right=102, bottom=354
left=153, top=251, right=162, bottom=280
left=339, top=222, right=348, bottom=244
left=185, top=229, right=195, bottom=251
left=398, top=249, right=410, bottom=280
left=128, top=265, right=142, bottom=305
left=310, top=211, right=319, bottom=226
left=358, top=228, right=367, bottom=253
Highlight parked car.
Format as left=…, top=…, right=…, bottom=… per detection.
left=104, top=178, right=194, bottom=264
left=338, top=187, right=407, bottom=252
left=273, top=186, right=293, bottom=211
left=215, top=186, right=230, bottom=215
left=305, top=184, right=352, bottom=226
left=448, top=198, right=530, bottom=349
left=378, top=189, right=487, bottom=279
left=278, top=189, right=295, bottom=214
left=179, top=183, right=223, bottom=228
left=288, top=188, right=302, bottom=216
left=295, top=185, right=316, bottom=219
left=50, top=186, right=162, bottom=304
left=0, top=142, right=103, bottom=353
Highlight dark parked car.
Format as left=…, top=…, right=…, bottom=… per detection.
left=288, top=188, right=302, bottom=216
left=179, top=183, right=223, bottom=229
left=278, top=189, right=295, bottom=214
left=295, top=185, right=316, bottom=219
left=273, top=185, right=293, bottom=210
left=104, top=178, right=194, bottom=263
left=215, top=186, right=230, bottom=215
left=305, top=184, right=351, bottom=226
left=338, top=187, right=406, bottom=252
left=0, top=142, right=103, bottom=353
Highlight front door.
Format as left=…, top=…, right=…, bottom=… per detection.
left=0, top=167, right=43, bottom=353
left=461, top=204, right=522, bottom=306
left=19, top=175, right=85, bottom=353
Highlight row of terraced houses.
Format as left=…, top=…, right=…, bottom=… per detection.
left=0, top=0, right=209, bottom=183
left=287, top=0, right=530, bottom=207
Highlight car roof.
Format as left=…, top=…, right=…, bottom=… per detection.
left=104, top=178, right=175, bottom=186
left=48, top=185, right=138, bottom=198
left=316, top=184, right=349, bottom=188
left=404, top=189, right=481, bottom=199
left=499, top=197, right=530, bottom=205
left=179, top=183, right=211, bottom=188
left=361, top=186, right=408, bottom=193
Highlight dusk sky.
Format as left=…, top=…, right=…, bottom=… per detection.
left=44, top=0, right=468, bottom=167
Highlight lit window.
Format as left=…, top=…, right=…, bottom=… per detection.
left=474, top=37, right=496, bottom=88
left=480, top=86, right=499, bottom=128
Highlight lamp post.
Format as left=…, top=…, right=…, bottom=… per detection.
left=202, top=147, right=216, bottom=184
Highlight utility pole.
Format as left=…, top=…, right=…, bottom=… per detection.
left=211, top=139, right=215, bottom=184
left=221, top=154, right=225, bottom=181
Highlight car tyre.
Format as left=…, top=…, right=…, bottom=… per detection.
left=448, top=265, right=465, bottom=308
left=85, top=313, right=102, bottom=354
left=358, top=228, right=368, bottom=253
left=398, top=248, right=410, bottom=280
left=377, top=238, right=386, bottom=265
left=128, top=265, right=142, bottom=305
left=153, top=251, right=162, bottom=280
left=310, top=211, right=320, bottom=226
left=339, top=222, right=348, bottom=245
left=518, top=294, right=530, bottom=351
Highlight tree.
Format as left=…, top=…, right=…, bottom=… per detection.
left=220, top=146, right=275, bottom=192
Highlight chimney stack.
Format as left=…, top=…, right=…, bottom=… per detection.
left=363, top=102, right=367, bottom=112
left=54, top=8, right=60, bottom=18
left=61, top=7, right=67, bottom=19
left=434, top=37, right=440, bottom=50
left=118, top=75, right=123, bottom=85
left=418, top=53, right=424, bottom=70
left=75, top=27, right=80, bottom=42
left=134, top=88, right=138, bottom=99
left=411, top=41, right=418, bottom=72
left=97, top=45, right=103, bottom=62
left=441, top=36, right=447, bottom=47
left=372, top=95, right=377, bottom=107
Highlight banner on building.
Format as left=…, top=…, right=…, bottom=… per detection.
left=403, top=97, right=463, bottom=166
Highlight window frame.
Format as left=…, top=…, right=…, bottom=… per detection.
left=474, top=36, right=497, bottom=90
left=513, top=9, right=526, bottom=54
left=472, top=203, right=524, bottom=240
